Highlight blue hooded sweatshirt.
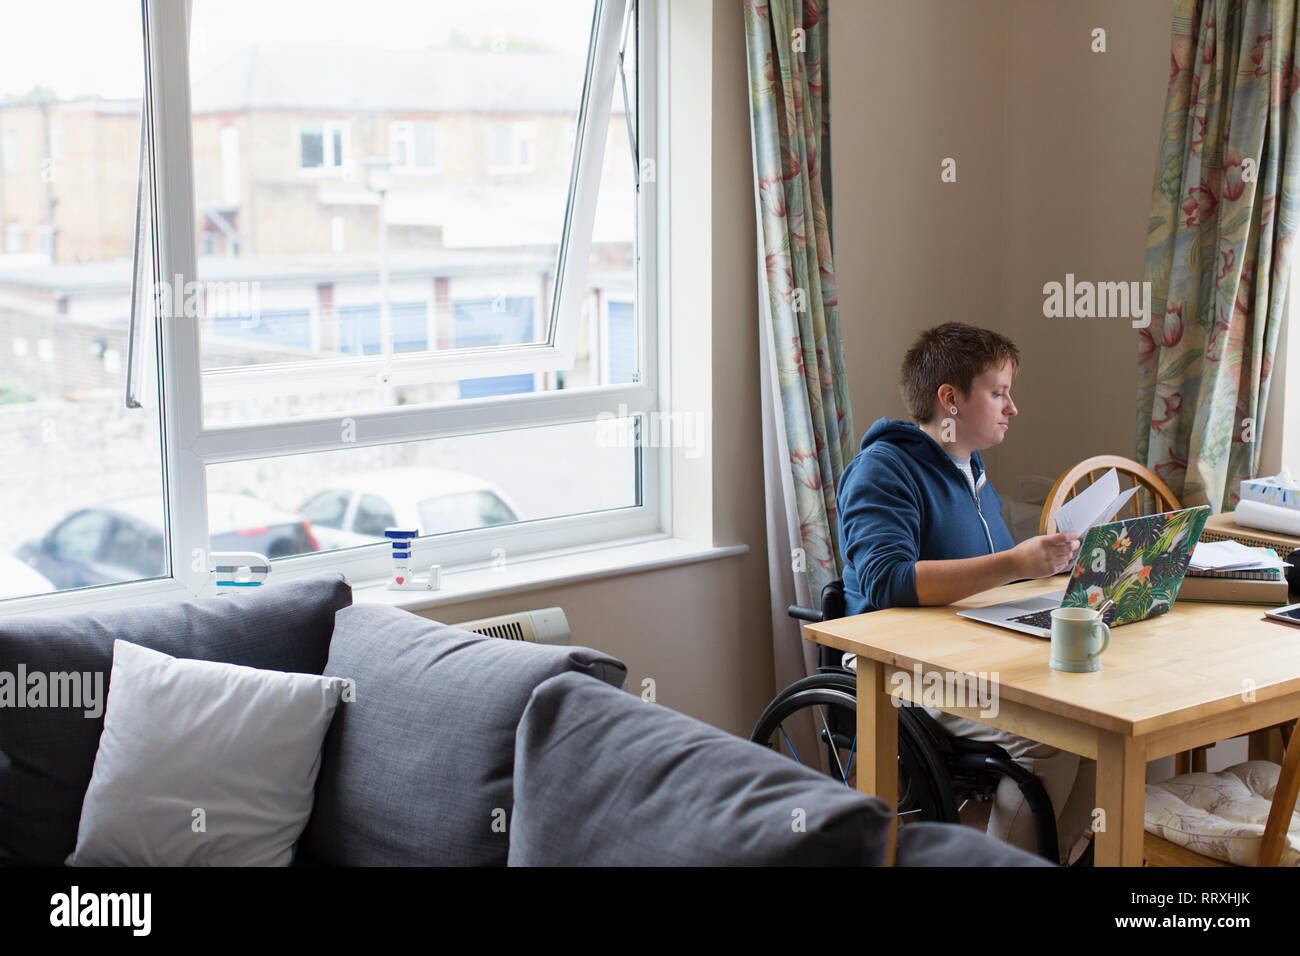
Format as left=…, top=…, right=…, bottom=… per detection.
left=837, top=417, right=1015, bottom=616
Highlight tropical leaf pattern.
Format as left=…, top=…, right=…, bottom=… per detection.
left=1138, top=0, right=1299, bottom=512
left=744, top=0, right=855, bottom=604
left=1062, top=507, right=1210, bottom=625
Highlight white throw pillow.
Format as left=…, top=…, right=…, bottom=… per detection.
left=68, top=639, right=348, bottom=866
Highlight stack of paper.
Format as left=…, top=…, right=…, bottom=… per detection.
left=1050, top=468, right=1140, bottom=535
left=1189, top=540, right=1290, bottom=573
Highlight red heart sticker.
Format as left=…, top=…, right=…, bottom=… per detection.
left=395, top=576, right=405, bottom=585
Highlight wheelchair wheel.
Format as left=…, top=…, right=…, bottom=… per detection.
left=750, top=673, right=960, bottom=824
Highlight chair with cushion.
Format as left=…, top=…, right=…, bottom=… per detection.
left=1143, top=722, right=1300, bottom=866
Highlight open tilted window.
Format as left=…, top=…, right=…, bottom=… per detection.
left=2, top=0, right=661, bottom=608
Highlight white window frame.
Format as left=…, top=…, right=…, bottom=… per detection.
left=390, top=120, right=439, bottom=174
left=0, top=0, right=661, bottom=616
left=296, top=120, right=349, bottom=174
left=27, top=0, right=656, bottom=609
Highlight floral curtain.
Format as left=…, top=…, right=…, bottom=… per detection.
left=1139, top=0, right=1300, bottom=511
left=745, top=0, right=854, bottom=695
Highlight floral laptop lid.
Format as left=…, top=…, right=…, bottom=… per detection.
left=1061, top=505, right=1211, bottom=627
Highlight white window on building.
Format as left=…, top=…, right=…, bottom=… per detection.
left=219, top=125, right=240, bottom=205
left=391, top=121, right=438, bottom=172
left=4, top=222, right=22, bottom=253
left=1, top=129, right=16, bottom=176
left=35, top=224, right=54, bottom=259
left=298, top=122, right=347, bottom=172
left=487, top=122, right=536, bottom=173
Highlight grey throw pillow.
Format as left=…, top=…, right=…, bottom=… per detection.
left=896, top=822, right=1056, bottom=867
left=0, top=573, right=352, bottom=865
left=508, top=672, right=895, bottom=866
left=300, top=605, right=627, bottom=866
left=69, top=640, right=348, bottom=866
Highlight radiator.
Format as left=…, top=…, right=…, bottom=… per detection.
left=455, top=607, right=571, bottom=645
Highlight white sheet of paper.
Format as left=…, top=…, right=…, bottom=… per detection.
left=1190, top=541, right=1288, bottom=571
left=1051, top=469, right=1140, bottom=535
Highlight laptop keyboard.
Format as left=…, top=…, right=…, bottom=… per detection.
left=1007, top=609, right=1055, bottom=630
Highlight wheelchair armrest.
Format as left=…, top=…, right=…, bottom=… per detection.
left=786, top=604, right=823, bottom=623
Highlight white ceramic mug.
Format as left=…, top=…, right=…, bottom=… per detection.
left=1049, top=606, right=1111, bottom=673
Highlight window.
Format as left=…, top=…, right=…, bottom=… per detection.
left=103, top=519, right=164, bottom=577
left=488, top=122, right=537, bottom=173
left=3, top=0, right=656, bottom=608
left=1, top=129, right=16, bottom=176
left=0, top=0, right=167, bottom=604
left=354, top=495, right=397, bottom=537
left=219, top=125, right=239, bottom=205
left=299, top=489, right=351, bottom=530
left=36, top=224, right=55, bottom=259
left=298, top=122, right=347, bottom=172
left=50, top=511, right=113, bottom=563
left=391, top=121, right=438, bottom=171
left=418, top=491, right=517, bottom=533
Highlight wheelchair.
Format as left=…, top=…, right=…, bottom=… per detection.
left=750, top=579, right=1075, bottom=864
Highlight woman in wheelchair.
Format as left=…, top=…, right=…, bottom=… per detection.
left=836, top=322, right=1092, bottom=863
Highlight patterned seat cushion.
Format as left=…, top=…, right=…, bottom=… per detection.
left=1144, top=761, right=1300, bottom=866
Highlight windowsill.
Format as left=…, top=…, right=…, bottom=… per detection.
left=348, top=535, right=748, bottom=613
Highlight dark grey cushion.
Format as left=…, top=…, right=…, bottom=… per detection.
left=896, top=822, right=1057, bottom=867
left=300, top=605, right=627, bottom=866
left=508, top=672, right=894, bottom=866
left=0, top=573, right=352, bottom=866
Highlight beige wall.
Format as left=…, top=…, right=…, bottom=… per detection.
left=832, top=0, right=1174, bottom=492
left=410, top=0, right=775, bottom=738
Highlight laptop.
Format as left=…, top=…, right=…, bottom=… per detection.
left=957, top=505, right=1211, bottom=638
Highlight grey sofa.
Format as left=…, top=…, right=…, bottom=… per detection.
left=0, top=574, right=1049, bottom=867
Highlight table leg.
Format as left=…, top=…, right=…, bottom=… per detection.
left=858, top=658, right=898, bottom=864
left=1095, top=731, right=1147, bottom=866
left=1248, top=726, right=1285, bottom=763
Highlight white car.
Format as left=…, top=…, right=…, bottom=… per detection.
left=296, top=468, right=520, bottom=550
left=0, top=552, right=56, bottom=600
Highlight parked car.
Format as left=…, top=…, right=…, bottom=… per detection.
left=296, top=468, right=520, bottom=550
left=15, top=494, right=319, bottom=590
left=0, top=553, right=56, bottom=600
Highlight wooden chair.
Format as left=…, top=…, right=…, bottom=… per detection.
left=1142, top=713, right=1300, bottom=867
left=1038, top=454, right=1181, bottom=535
left=1039, top=455, right=1208, bottom=773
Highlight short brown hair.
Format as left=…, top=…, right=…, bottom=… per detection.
left=899, top=323, right=1020, bottom=422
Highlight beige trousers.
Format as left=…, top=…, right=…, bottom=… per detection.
left=926, top=707, right=1096, bottom=863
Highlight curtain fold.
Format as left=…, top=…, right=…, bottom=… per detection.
left=1139, top=0, right=1300, bottom=511
left=744, top=0, right=855, bottom=698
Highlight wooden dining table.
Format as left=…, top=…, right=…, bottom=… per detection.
left=803, top=575, right=1300, bottom=865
